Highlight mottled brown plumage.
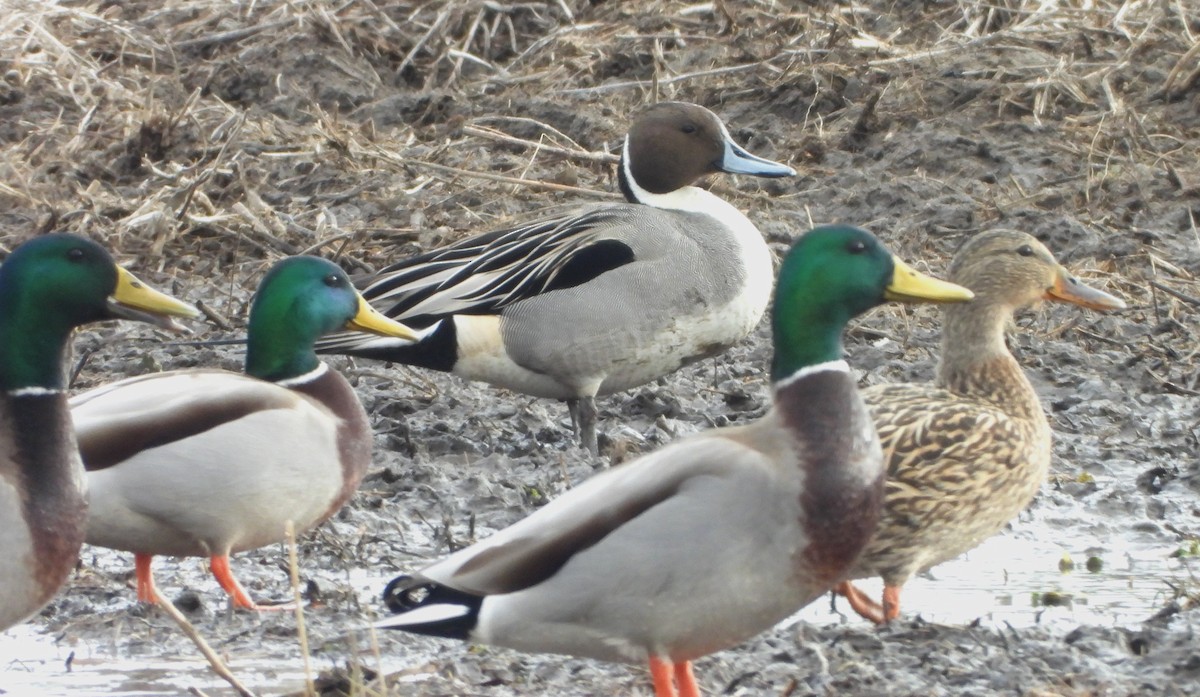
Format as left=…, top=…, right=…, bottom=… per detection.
left=837, top=230, right=1126, bottom=624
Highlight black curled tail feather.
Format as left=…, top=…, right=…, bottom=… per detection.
left=314, top=318, right=457, bottom=373
left=382, top=574, right=434, bottom=613
left=379, top=574, right=484, bottom=641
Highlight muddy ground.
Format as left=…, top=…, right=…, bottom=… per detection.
left=2, top=1, right=1199, bottom=696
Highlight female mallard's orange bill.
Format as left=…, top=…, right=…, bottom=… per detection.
left=1045, top=267, right=1126, bottom=311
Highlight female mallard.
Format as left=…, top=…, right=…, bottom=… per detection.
left=315, top=101, right=795, bottom=453
left=0, top=233, right=199, bottom=632
left=376, top=225, right=973, bottom=697
left=75, top=256, right=419, bottom=610
left=836, top=229, right=1126, bottom=624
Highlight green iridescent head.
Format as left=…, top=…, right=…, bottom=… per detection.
left=0, top=233, right=198, bottom=391
left=770, top=225, right=973, bottom=382
left=244, top=256, right=418, bottom=382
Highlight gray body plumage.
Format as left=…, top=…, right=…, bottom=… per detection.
left=314, top=102, right=793, bottom=451
left=379, top=367, right=884, bottom=665
left=494, top=205, right=747, bottom=397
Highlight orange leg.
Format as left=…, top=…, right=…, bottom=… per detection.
left=835, top=581, right=886, bottom=625
left=649, top=656, right=677, bottom=697
left=675, top=661, right=700, bottom=697
left=209, top=555, right=260, bottom=610
left=134, top=553, right=157, bottom=603
left=209, top=555, right=294, bottom=612
left=882, top=584, right=902, bottom=623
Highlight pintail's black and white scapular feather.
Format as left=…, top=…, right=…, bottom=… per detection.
left=353, top=209, right=636, bottom=323
left=375, top=225, right=974, bottom=697
left=316, top=101, right=796, bottom=453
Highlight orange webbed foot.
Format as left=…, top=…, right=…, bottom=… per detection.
left=835, top=581, right=888, bottom=625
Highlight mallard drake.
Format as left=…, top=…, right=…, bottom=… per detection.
left=0, top=233, right=199, bottom=632
left=315, top=101, right=795, bottom=453
left=835, top=229, right=1126, bottom=624
left=375, top=225, right=973, bottom=697
left=75, top=256, right=419, bottom=610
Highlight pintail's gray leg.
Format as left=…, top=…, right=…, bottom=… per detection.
left=567, top=396, right=599, bottom=455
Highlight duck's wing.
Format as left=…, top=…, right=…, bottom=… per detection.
left=864, top=383, right=1028, bottom=532
left=71, top=370, right=299, bottom=472
left=409, top=431, right=778, bottom=598
left=362, top=208, right=637, bottom=322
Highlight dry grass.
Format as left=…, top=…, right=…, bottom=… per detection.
left=1, top=0, right=1195, bottom=533
left=2, top=1, right=1194, bottom=277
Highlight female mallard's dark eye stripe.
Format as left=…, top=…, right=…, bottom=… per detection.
left=1017, top=245, right=1034, bottom=257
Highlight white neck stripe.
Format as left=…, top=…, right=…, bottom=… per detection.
left=620, top=137, right=759, bottom=252
left=620, top=137, right=649, bottom=202
left=8, top=386, right=64, bottom=397
left=277, top=362, right=328, bottom=388
left=773, top=359, right=850, bottom=391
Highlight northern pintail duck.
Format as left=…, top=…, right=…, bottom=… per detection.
left=836, top=230, right=1125, bottom=624
left=315, top=101, right=795, bottom=453
left=375, top=225, right=973, bottom=696
left=76, top=256, right=419, bottom=610
left=0, top=234, right=198, bottom=631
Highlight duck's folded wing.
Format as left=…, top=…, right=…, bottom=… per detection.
left=71, top=370, right=299, bottom=472
left=365, top=208, right=637, bottom=321
left=415, top=434, right=771, bottom=596
left=864, top=384, right=1025, bottom=528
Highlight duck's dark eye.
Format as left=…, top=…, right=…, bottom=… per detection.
left=323, top=274, right=342, bottom=288
left=67, top=248, right=85, bottom=262
left=681, top=123, right=697, bottom=134
left=1017, top=245, right=1034, bottom=257
left=846, top=240, right=867, bottom=254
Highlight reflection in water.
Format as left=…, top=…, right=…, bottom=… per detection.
left=798, top=532, right=1187, bottom=629
left=1, top=519, right=1191, bottom=695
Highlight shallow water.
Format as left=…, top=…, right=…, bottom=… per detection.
left=0, top=620, right=430, bottom=697
left=804, top=529, right=1190, bottom=629
left=3, top=509, right=1191, bottom=696
left=1, top=623, right=245, bottom=696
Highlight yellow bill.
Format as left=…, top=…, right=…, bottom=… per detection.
left=345, top=295, right=421, bottom=342
left=884, top=257, right=974, bottom=304
left=108, top=267, right=202, bottom=332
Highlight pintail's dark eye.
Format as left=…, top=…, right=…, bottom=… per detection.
left=1017, top=244, right=1035, bottom=257
left=67, top=247, right=85, bottom=262
left=681, top=122, right=697, bottom=134
left=323, top=274, right=342, bottom=288
left=846, top=240, right=867, bottom=254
